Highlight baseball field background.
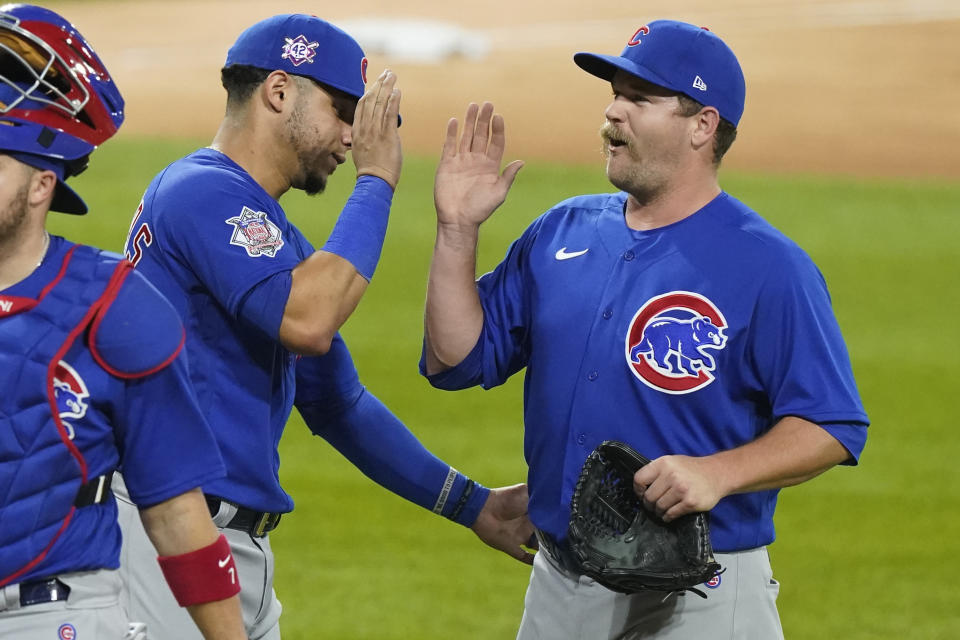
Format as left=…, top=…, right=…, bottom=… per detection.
left=44, top=1, right=959, bottom=638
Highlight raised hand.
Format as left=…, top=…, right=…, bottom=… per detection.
left=434, top=102, right=523, bottom=229
left=352, top=69, right=402, bottom=188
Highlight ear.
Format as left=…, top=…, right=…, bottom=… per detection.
left=27, top=169, right=58, bottom=209
left=690, top=106, right=720, bottom=152
left=261, top=70, right=294, bottom=113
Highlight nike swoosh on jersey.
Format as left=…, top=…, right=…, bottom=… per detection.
left=555, top=247, right=589, bottom=260
left=218, top=556, right=231, bottom=568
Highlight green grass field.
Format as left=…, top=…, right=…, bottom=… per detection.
left=54, top=138, right=960, bottom=639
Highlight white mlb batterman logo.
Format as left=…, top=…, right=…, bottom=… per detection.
left=226, top=207, right=284, bottom=258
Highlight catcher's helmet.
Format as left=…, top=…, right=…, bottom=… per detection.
left=0, top=3, right=125, bottom=213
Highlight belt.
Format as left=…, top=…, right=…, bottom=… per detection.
left=535, top=529, right=583, bottom=576
left=18, top=578, right=70, bottom=607
left=205, top=496, right=282, bottom=538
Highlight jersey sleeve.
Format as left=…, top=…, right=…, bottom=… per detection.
left=748, top=249, right=870, bottom=461
left=101, top=275, right=225, bottom=507
left=420, top=218, right=542, bottom=390
left=148, top=169, right=305, bottom=325
left=236, top=270, right=293, bottom=341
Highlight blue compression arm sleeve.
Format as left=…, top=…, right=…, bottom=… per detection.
left=295, top=340, right=488, bottom=525
left=321, top=176, right=393, bottom=281
left=298, top=389, right=489, bottom=526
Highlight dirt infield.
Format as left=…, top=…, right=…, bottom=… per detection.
left=47, top=0, right=960, bottom=179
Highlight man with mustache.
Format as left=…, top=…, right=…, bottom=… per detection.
left=422, top=20, right=868, bottom=639
left=115, top=13, right=533, bottom=640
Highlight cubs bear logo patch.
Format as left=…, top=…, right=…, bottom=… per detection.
left=53, top=360, right=89, bottom=440
left=226, top=207, right=284, bottom=258
left=625, top=291, right=728, bottom=394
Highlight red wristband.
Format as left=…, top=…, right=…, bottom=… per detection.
left=157, top=534, right=240, bottom=606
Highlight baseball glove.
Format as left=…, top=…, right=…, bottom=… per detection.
left=567, top=440, right=721, bottom=597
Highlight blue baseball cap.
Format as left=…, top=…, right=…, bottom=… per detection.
left=225, top=14, right=369, bottom=100
left=574, top=20, right=746, bottom=126
left=6, top=152, right=87, bottom=215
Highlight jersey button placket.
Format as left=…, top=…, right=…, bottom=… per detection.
left=623, top=250, right=635, bottom=261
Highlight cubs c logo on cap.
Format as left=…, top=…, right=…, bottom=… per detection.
left=627, top=25, right=649, bottom=46
left=361, top=57, right=368, bottom=84
left=625, top=291, right=728, bottom=394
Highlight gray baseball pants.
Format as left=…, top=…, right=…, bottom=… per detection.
left=0, top=569, right=128, bottom=639
left=114, top=476, right=282, bottom=640
left=516, top=545, right=784, bottom=639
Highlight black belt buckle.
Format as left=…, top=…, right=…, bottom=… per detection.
left=19, top=578, right=70, bottom=607
left=252, top=511, right=281, bottom=537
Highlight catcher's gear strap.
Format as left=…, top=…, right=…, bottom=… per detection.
left=74, top=472, right=113, bottom=506
left=321, top=175, right=393, bottom=280
left=157, top=534, right=240, bottom=607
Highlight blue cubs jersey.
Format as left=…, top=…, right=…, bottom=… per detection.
left=124, top=148, right=325, bottom=513
left=424, top=191, right=869, bottom=552
left=0, top=237, right=224, bottom=584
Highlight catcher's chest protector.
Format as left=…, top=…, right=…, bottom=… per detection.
left=0, top=245, right=130, bottom=586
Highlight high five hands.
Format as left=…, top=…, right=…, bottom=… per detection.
left=434, top=102, right=524, bottom=229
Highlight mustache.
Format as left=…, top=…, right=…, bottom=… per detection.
left=599, top=122, right=634, bottom=155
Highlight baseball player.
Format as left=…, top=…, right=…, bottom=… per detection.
left=0, top=5, right=246, bottom=639
left=422, top=20, right=869, bottom=639
left=114, top=13, right=534, bottom=639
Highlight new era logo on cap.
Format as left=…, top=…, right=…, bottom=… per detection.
left=692, top=75, right=707, bottom=91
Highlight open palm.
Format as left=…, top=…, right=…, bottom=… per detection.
left=434, top=102, right=523, bottom=228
